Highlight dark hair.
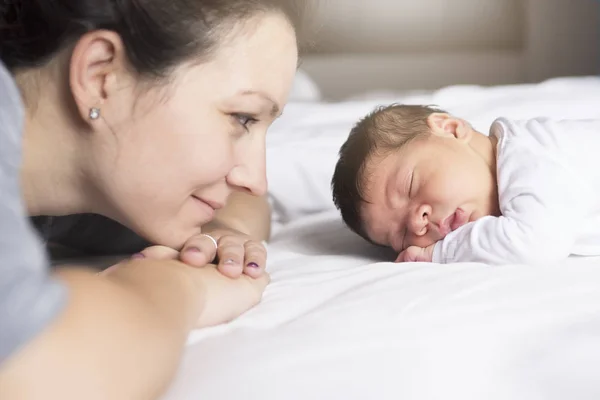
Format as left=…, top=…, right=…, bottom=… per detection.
left=0, top=0, right=305, bottom=75
left=331, top=104, right=445, bottom=243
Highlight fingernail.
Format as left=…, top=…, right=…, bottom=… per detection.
left=247, top=262, right=260, bottom=269
left=185, top=247, right=201, bottom=253
left=131, top=253, right=145, bottom=259
left=224, top=259, right=237, bottom=265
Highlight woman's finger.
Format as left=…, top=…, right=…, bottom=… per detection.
left=137, top=245, right=180, bottom=260
left=179, top=234, right=219, bottom=267
left=216, top=236, right=245, bottom=278
left=242, top=241, right=267, bottom=278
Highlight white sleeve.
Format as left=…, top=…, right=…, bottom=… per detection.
left=431, top=157, right=590, bottom=266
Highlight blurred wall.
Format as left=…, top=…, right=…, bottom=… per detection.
left=299, top=0, right=599, bottom=99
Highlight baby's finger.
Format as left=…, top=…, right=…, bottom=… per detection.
left=216, top=237, right=245, bottom=278
left=180, top=234, right=218, bottom=267
left=395, top=251, right=408, bottom=263
left=395, top=247, right=418, bottom=263
left=243, top=241, right=267, bottom=278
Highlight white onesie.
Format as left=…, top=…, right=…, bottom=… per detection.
left=432, top=117, right=600, bottom=265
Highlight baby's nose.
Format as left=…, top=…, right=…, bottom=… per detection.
left=411, top=205, right=431, bottom=236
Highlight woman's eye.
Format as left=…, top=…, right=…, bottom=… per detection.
left=233, top=114, right=258, bottom=131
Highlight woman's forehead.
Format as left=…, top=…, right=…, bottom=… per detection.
left=206, top=14, right=298, bottom=101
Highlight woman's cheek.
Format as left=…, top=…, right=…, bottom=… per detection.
left=198, top=139, right=236, bottom=177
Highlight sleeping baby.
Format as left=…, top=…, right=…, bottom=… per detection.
left=331, top=104, right=600, bottom=265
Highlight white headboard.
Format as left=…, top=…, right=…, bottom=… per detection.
left=300, top=0, right=600, bottom=99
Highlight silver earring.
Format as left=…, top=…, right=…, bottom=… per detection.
left=89, top=107, right=101, bottom=120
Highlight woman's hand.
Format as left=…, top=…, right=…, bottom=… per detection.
left=180, top=227, right=267, bottom=279
left=191, top=263, right=269, bottom=328
left=130, top=227, right=267, bottom=279
left=103, top=250, right=270, bottom=329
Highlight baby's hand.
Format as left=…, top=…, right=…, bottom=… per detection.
left=395, top=244, right=435, bottom=263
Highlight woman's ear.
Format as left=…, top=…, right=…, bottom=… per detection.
left=68, top=30, right=125, bottom=126
left=426, top=113, right=472, bottom=141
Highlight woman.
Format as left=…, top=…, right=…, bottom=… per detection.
left=0, top=0, right=301, bottom=398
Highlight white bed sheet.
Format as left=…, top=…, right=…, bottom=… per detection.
left=164, top=212, right=600, bottom=400
left=161, top=77, right=600, bottom=400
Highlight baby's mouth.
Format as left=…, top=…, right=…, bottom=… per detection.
left=438, top=213, right=455, bottom=237
left=450, top=208, right=468, bottom=231
left=438, top=209, right=466, bottom=237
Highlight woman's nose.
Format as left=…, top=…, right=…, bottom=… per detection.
left=227, top=140, right=267, bottom=196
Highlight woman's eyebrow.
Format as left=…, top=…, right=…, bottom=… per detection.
left=239, top=90, right=281, bottom=117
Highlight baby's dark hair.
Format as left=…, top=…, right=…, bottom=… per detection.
left=0, top=0, right=306, bottom=76
left=331, top=104, right=446, bottom=242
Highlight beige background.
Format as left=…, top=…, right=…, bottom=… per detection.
left=299, top=0, right=600, bottom=99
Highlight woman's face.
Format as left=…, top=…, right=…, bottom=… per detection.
left=89, top=13, right=298, bottom=248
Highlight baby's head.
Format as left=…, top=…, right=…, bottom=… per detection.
left=332, top=104, right=500, bottom=252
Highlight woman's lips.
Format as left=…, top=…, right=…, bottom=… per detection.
left=192, top=196, right=218, bottom=219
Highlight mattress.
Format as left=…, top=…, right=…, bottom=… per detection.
left=160, top=76, right=600, bottom=400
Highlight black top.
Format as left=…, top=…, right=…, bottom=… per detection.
left=31, top=214, right=150, bottom=256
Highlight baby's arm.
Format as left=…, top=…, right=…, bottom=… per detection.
left=432, top=164, right=589, bottom=266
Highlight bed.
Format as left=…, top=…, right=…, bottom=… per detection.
left=159, top=1, right=600, bottom=399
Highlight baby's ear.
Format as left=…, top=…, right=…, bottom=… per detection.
left=427, top=113, right=468, bottom=139
left=454, top=118, right=473, bottom=141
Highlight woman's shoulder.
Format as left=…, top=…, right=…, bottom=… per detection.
left=0, top=61, right=24, bottom=165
